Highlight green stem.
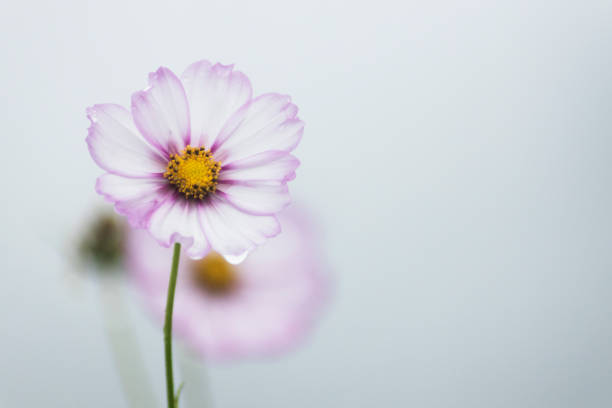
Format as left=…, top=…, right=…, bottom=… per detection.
left=164, top=243, right=182, bottom=408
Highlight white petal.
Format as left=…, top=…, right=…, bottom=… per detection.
left=220, top=151, right=299, bottom=184
left=214, top=94, right=303, bottom=165
left=86, top=104, right=166, bottom=177
left=198, top=197, right=280, bottom=257
left=96, top=173, right=167, bottom=228
left=147, top=197, right=210, bottom=258
left=131, top=67, right=190, bottom=156
left=182, top=61, right=252, bottom=149
left=217, top=183, right=291, bottom=215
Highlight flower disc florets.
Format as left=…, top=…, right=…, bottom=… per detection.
left=163, top=145, right=221, bottom=200
left=191, top=252, right=237, bottom=295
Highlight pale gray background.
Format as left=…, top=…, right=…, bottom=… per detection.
left=1, top=0, right=611, bottom=407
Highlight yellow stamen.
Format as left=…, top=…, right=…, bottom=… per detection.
left=191, top=252, right=238, bottom=295
left=163, top=145, right=221, bottom=200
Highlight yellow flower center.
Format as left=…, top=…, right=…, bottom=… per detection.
left=191, top=252, right=238, bottom=295
left=163, top=145, right=221, bottom=200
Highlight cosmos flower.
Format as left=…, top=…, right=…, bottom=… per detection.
left=127, top=206, right=329, bottom=360
left=86, top=60, right=303, bottom=260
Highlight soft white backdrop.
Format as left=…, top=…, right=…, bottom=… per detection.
left=1, top=0, right=611, bottom=406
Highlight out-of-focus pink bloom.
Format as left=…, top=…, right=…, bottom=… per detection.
left=127, top=206, right=329, bottom=360
left=86, top=60, right=303, bottom=261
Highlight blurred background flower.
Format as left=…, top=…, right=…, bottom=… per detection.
left=76, top=211, right=126, bottom=271
left=127, top=205, right=330, bottom=361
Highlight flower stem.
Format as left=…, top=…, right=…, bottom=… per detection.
left=164, top=243, right=182, bottom=408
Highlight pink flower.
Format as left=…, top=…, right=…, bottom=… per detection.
left=86, top=60, right=303, bottom=260
left=127, top=206, right=329, bottom=360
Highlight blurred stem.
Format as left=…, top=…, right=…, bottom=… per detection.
left=164, top=243, right=182, bottom=408
left=178, top=346, right=213, bottom=407
left=100, top=277, right=157, bottom=408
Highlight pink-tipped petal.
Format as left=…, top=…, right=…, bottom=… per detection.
left=182, top=61, right=252, bottom=149
left=198, top=197, right=280, bottom=258
left=214, top=94, right=303, bottom=165
left=95, top=173, right=168, bottom=228
left=131, top=67, right=191, bottom=156
left=217, top=183, right=291, bottom=215
left=86, top=104, right=167, bottom=177
left=147, top=196, right=210, bottom=258
left=220, top=151, right=300, bottom=184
